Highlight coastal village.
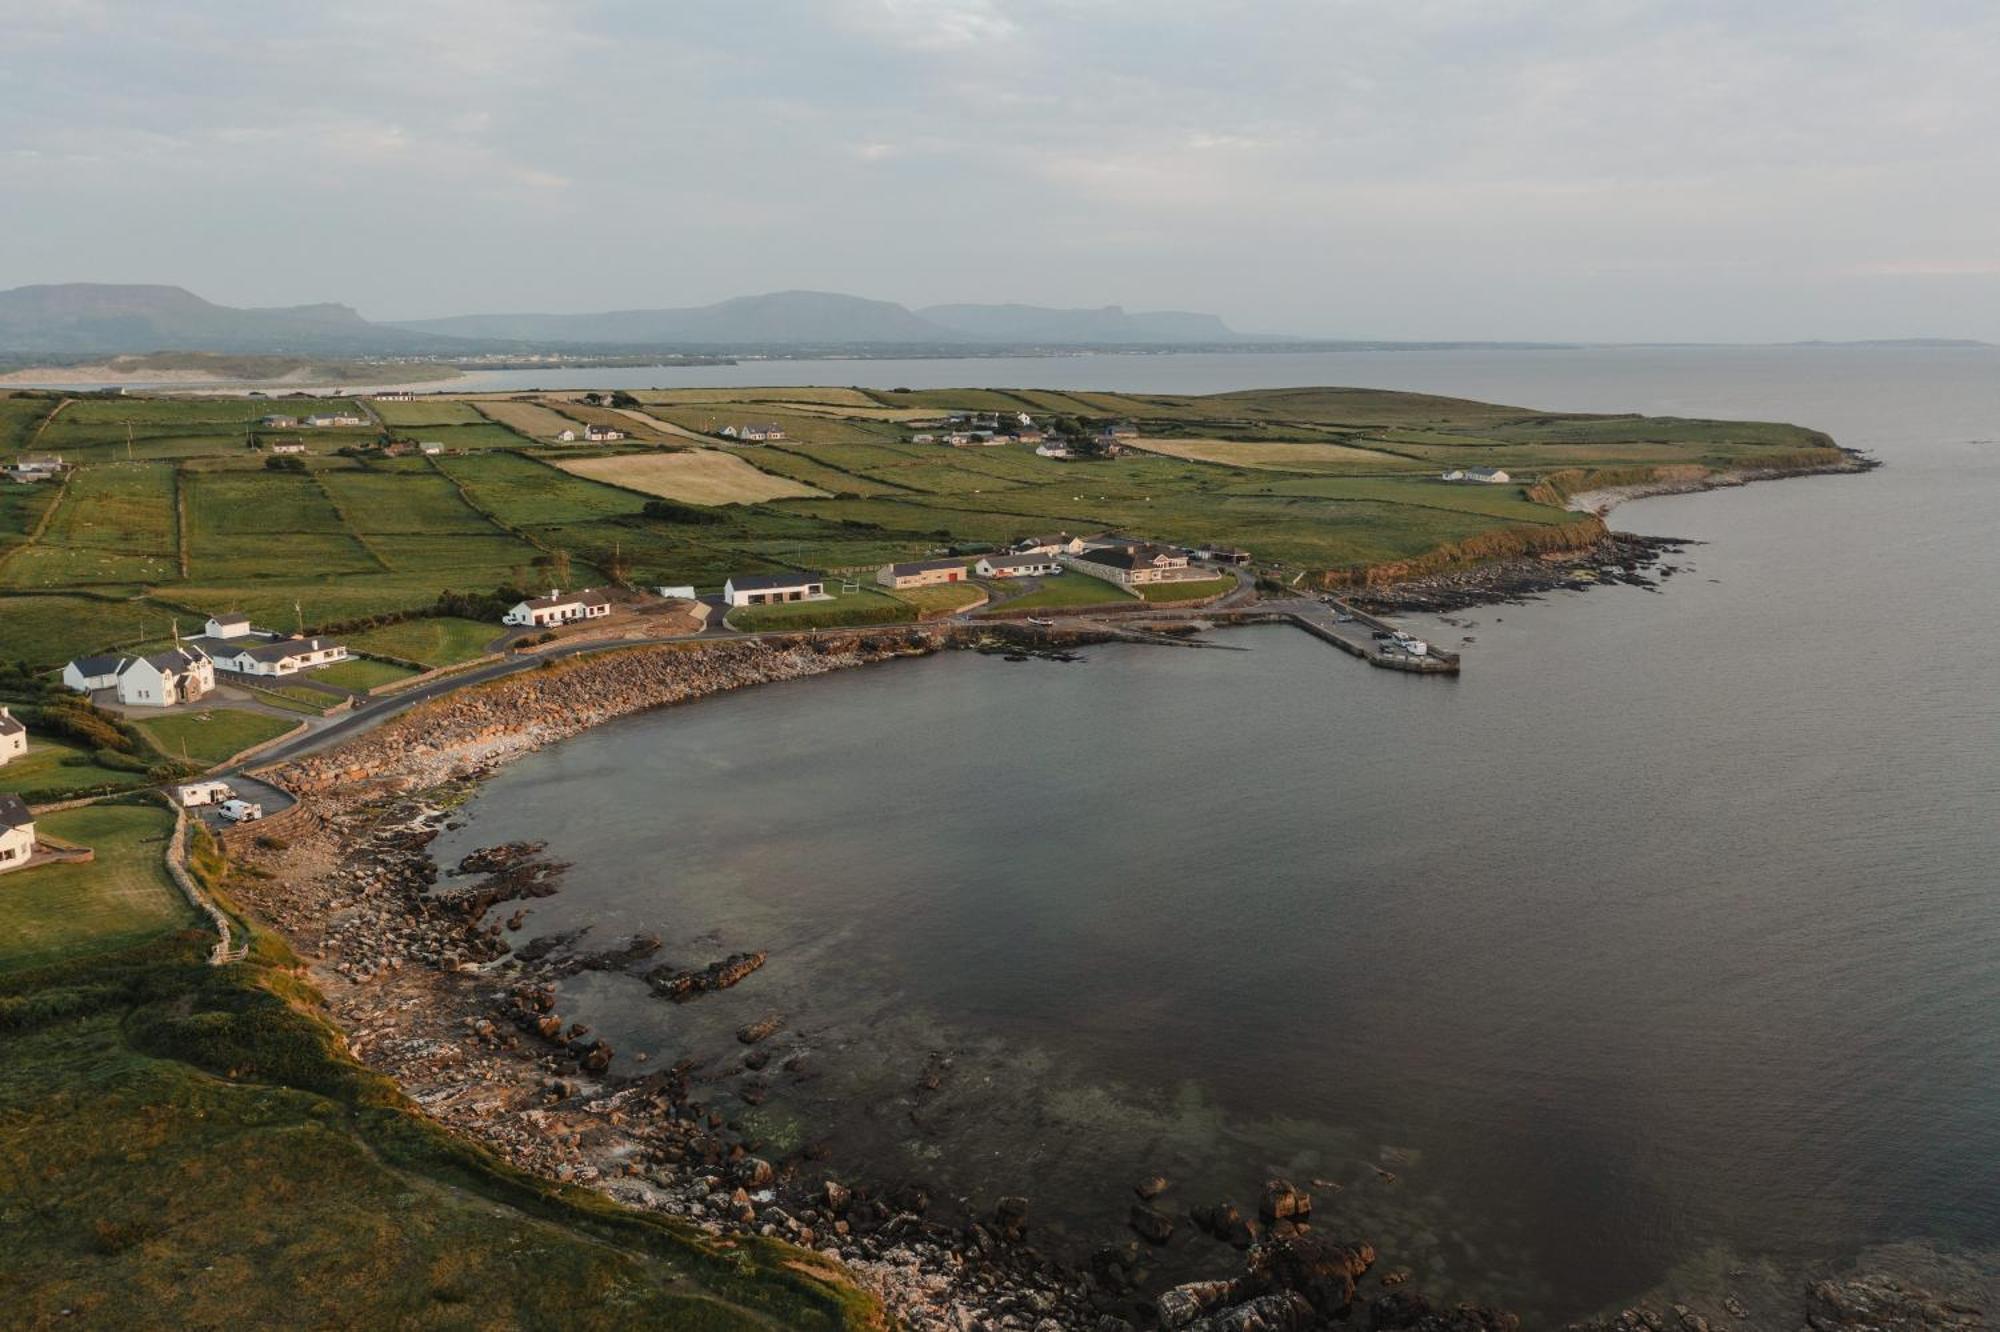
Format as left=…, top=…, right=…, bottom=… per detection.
left=0, top=378, right=1864, bottom=1330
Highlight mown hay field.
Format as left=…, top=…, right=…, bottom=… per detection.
left=552, top=449, right=828, bottom=505
left=1127, top=436, right=1424, bottom=473
left=472, top=399, right=586, bottom=440
left=369, top=398, right=485, bottom=428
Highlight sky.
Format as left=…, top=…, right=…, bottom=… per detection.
left=5, top=0, right=2000, bottom=341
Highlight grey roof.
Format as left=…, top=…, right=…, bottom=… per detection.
left=0, top=711, right=23, bottom=736
left=0, top=793, right=32, bottom=830
left=729, top=571, right=822, bottom=592
left=229, top=638, right=328, bottom=663
left=982, top=553, right=1055, bottom=570
left=207, top=611, right=249, bottom=625
left=139, top=646, right=209, bottom=672
left=886, top=558, right=967, bottom=577
left=1072, top=543, right=1181, bottom=571
left=69, top=653, right=129, bottom=678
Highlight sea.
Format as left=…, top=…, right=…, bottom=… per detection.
left=429, top=345, right=2000, bottom=1320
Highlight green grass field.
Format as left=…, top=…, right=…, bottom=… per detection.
left=0, top=734, right=152, bottom=802
left=134, top=707, right=296, bottom=769
left=309, top=656, right=420, bottom=692
left=1135, top=575, right=1238, bottom=602
left=982, top=569, right=1136, bottom=611
left=0, top=384, right=1842, bottom=660
left=0, top=593, right=178, bottom=669
left=0, top=832, right=877, bottom=1328
left=0, top=802, right=190, bottom=972
left=345, top=615, right=498, bottom=667
left=727, top=582, right=911, bottom=630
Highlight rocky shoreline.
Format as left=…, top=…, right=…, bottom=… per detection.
left=225, top=549, right=1990, bottom=1330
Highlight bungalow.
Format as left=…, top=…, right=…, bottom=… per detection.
left=115, top=646, right=215, bottom=707
left=419, top=441, right=444, bottom=455
left=720, top=423, right=785, bottom=443
left=258, top=414, right=298, bottom=429
left=1064, top=542, right=1192, bottom=586
left=269, top=440, right=309, bottom=455
left=555, top=429, right=577, bottom=443
left=1013, top=533, right=1085, bottom=556
left=502, top=588, right=612, bottom=628
left=203, top=612, right=253, bottom=640
left=910, top=433, right=937, bottom=445
left=373, top=391, right=414, bottom=402
left=211, top=636, right=349, bottom=677
left=944, top=432, right=973, bottom=446
left=1034, top=442, right=1072, bottom=459
left=301, top=412, right=366, bottom=428
left=0, top=794, right=34, bottom=871
left=63, top=653, right=128, bottom=693
left=723, top=572, right=825, bottom=607
left=1441, top=466, right=1511, bottom=484
left=656, top=584, right=697, bottom=600
left=976, top=553, right=1062, bottom=579
left=3, top=454, right=64, bottom=482
left=0, top=706, right=26, bottom=766
left=878, top=557, right=969, bottom=590
left=583, top=423, right=625, bottom=442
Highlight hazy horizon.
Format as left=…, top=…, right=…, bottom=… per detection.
left=7, top=2, right=2000, bottom=342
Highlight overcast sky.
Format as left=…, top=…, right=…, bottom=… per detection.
left=5, top=0, right=1999, bottom=341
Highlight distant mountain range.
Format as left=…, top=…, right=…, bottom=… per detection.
left=0, top=284, right=463, bottom=356
left=0, top=284, right=1273, bottom=356
left=387, top=291, right=1266, bottom=347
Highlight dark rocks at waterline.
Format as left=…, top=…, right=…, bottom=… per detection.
left=1260, top=1179, right=1312, bottom=1223
left=1130, top=1201, right=1177, bottom=1244
left=647, top=950, right=768, bottom=1000
left=1249, top=1233, right=1375, bottom=1319
left=736, top=1012, right=783, bottom=1044
left=1136, top=1174, right=1172, bottom=1200
left=455, top=840, right=547, bottom=876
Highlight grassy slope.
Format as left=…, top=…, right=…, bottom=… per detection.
left=0, top=734, right=152, bottom=802
left=135, top=708, right=297, bottom=769
left=0, top=811, right=879, bottom=1330
left=0, top=803, right=190, bottom=972
left=345, top=616, right=498, bottom=668
left=4, top=385, right=1842, bottom=662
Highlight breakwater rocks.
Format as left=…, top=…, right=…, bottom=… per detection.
left=275, top=634, right=956, bottom=795
left=1355, top=533, right=1690, bottom=614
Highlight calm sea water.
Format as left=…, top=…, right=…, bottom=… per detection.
left=433, top=347, right=2000, bottom=1319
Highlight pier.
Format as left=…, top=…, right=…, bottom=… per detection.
left=1209, top=598, right=1462, bottom=674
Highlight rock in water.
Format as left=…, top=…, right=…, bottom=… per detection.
left=1260, top=1179, right=1312, bottom=1223
left=1250, top=1233, right=1375, bottom=1317
left=735, top=1013, right=782, bottom=1044
left=1129, top=1201, right=1176, bottom=1244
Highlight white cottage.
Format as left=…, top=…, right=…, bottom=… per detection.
left=502, top=589, right=612, bottom=628
left=976, top=553, right=1063, bottom=578
left=63, top=654, right=129, bottom=693
left=0, top=706, right=25, bottom=767
left=0, top=794, right=34, bottom=871
left=204, top=613, right=253, bottom=640
left=723, top=572, right=825, bottom=607
left=211, top=637, right=349, bottom=676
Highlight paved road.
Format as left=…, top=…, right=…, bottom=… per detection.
left=225, top=563, right=1262, bottom=779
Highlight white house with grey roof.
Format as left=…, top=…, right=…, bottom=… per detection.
left=63, top=654, right=129, bottom=694
left=203, top=612, right=253, bottom=640
left=976, top=553, right=1064, bottom=578
left=0, top=794, right=35, bottom=872
left=0, top=706, right=25, bottom=767
left=114, top=646, right=215, bottom=707
left=502, top=589, right=612, bottom=628
left=210, top=637, right=349, bottom=677
left=723, top=572, right=826, bottom=607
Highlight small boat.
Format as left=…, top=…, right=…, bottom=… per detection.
left=1026, top=616, right=1056, bottom=627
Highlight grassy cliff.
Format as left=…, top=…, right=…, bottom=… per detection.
left=0, top=807, right=880, bottom=1330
